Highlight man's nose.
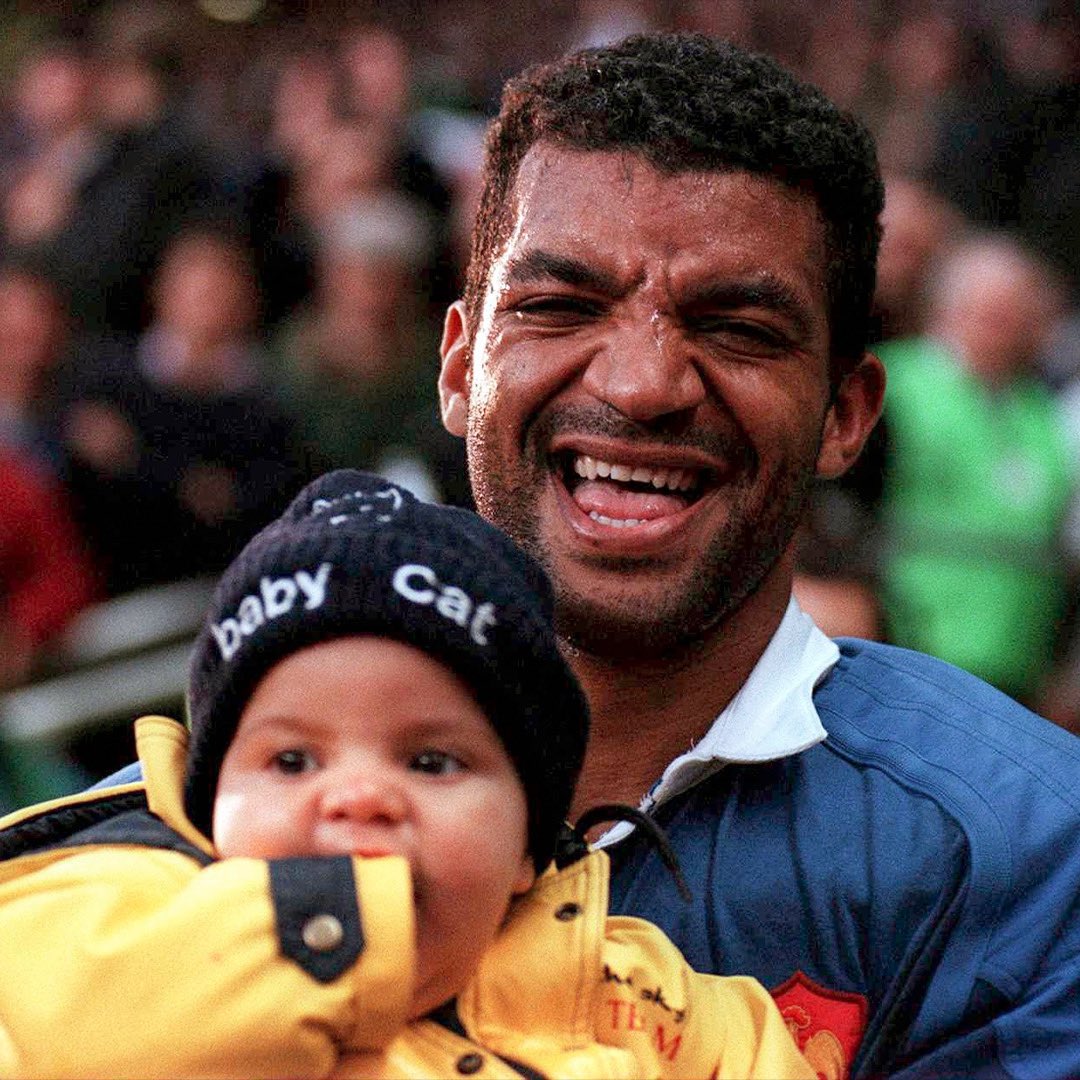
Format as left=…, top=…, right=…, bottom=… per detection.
left=581, top=313, right=706, bottom=421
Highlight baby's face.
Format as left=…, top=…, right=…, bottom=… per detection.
left=213, top=635, right=535, bottom=1019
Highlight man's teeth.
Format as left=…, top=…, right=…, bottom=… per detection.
left=588, top=512, right=643, bottom=527
left=573, top=455, right=695, bottom=491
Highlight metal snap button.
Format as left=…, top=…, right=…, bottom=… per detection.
left=301, top=913, right=344, bottom=952
left=456, top=1052, right=484, bottom=1074
left=554, top=902, right=582, bottom=921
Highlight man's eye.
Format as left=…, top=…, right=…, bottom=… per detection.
left=272, top=748, right=318, bottom=774
left=693, top=316, right=786, bottom=352
left=410, top=750, right=465, bottom=775
left=513, top=296, right=599, bottom=320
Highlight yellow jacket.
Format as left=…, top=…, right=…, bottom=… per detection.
left=0, top=716, right=813, bottom=1079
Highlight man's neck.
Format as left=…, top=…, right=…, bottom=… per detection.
left=566, top=578, right=790, bottom=819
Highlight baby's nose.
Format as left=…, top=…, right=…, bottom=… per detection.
left=319, top=769, right=406, bottom=824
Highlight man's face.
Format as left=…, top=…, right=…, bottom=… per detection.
left=213, top=636, right=534, bottom=1019
left=441, top=147, right=859, bottom=657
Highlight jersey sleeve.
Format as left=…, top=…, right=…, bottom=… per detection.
left=886, top=895, right=1080, bottom=1079
left=0, top=845, right=414, bottom=1079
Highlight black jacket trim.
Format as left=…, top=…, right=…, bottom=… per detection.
left=269, top=856, right=364, bottom=983
left=0, top=790, right=213, bottom=866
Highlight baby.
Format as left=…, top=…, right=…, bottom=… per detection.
left=0, top=470, right=812, bottom=1078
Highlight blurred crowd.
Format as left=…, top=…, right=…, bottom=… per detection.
left=1, top=0, right=1080, bottom=756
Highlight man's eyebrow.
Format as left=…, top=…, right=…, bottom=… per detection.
left=681, top=276, right=818, bottom=339
left=503, top=248, right=622, bottom=293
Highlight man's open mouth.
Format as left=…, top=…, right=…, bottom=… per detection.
left=557, top=452, right=708, bottom=526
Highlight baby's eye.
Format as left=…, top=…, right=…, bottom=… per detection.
left=410, top=750, right=465, bottom=776
left=272, top=748, right=318, bottom=775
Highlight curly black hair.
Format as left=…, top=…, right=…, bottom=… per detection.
left=465, top=32, right=883, bottom=379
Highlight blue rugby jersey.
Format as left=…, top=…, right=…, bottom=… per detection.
left=609, top=639, right=1080, bottom=1079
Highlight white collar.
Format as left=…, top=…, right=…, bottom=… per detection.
left=596, top=596, right=836, bottom=846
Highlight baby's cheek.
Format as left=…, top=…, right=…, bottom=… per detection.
left=210, top=790, right=247, bottom=857
left=212, top=789, right=292, bottom=858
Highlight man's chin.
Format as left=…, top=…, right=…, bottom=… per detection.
left=553, top=588, right=729, bottom=663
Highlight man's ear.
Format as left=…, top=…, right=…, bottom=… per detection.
left=439, top=300, right=471, bottom=437
left=816, top=352, right=886, bottom=479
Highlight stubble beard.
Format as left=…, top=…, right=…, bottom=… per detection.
left=467, top=412, right=820, bottom=663
left=552, top=464, right=815, bottom=661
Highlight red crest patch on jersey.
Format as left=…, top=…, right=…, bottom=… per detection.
left=771, top=972, right=868, bottom=1080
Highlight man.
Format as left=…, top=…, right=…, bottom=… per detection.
left=437, top=33, right=1080, bottom=1079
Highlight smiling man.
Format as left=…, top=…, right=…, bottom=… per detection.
left=439, top=33, right=1080, bottom=1080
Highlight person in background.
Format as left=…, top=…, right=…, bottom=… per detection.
left=0, top=445, right=96, bottom=687
left=872, top=174, right=965, bottom=344
left=1, top=11, right=232, bottom=340
left=0, top=265, right=98, bottom=791
left=876, top=233, right=1075, bottom=704
left=59, top=226, right=313, bottom=595
left=334, top=21, right=458, bottom=311
left=0, top=261, right=74, bottom=475
left=0, top=36, right=99, bottom=255
left=270, top=196, right=468, bottom=506
left=262, top=24, right=454, bottom=332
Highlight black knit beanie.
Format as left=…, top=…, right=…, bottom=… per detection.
left=184, top=470, right=589, bottom=874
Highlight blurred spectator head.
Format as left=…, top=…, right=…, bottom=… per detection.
left=94, top=52, right=167, bottom=132
left=674, top=0, right=753, bottom=43
left=298, top=117, right=397, bottom=223
left=0, top=264, right=67, bottom=405
left=803, top=0, right=875, bottom=110
left=928, top=233, right=1064, bottom=386
left=337, top=24, right=411, bottom=128
left=309, top=192, right=432, bottom=380
left=880, top=8, right=963, bottom=101
left=569, top=0, right=653, bottom=50
left=270, top=48, right=338, bottom=168
left=467, top=32, right=883, bottom=379
left=874, top=174, right=963, bottom=340
left=88, top=0, right=191, bottom=131
left=2, top=162, right=74, bottom=248
left=152, top=227, right=259, bottom=356
left=11, top=38, right=93, bottom=142
left=872, top=8, right=967, bottom=175
left=994, top=4, right=1080, bottom=89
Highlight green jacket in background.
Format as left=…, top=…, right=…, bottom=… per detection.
left=877, top=337, right=1075, bottom=699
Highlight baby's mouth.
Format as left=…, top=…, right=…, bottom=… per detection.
left=558, top=452, right=708, bottom=526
